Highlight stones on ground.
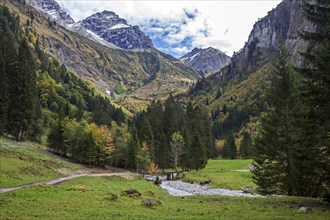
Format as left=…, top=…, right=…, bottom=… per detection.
left=299, top=207, right=310, bottom=213
left=142, top=198, right=161, bottom=207
left=122, top=189, right=141, bottom=197
left=105, top=192, right=118, bottom=201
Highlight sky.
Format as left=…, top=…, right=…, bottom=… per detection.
left=58, top=0, right=281, bottom=58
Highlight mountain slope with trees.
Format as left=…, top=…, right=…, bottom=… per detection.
left=4, top=0, right=199, bottom=112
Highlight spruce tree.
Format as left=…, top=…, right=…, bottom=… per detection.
left=0, top=30, right=16, bottom=134
left=252, top=48, right=296, bottom=195
left=224, top=133, right=237, bottom=159
left=8, top=38, right=37, bottom=140
left=239, top=132, right=251, bottom=158
left=296, top=0, right=330, bottom=197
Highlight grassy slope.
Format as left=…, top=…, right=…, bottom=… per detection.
left=0, top=176, right=329, bottom=219
left=0, top=138, right=81, bottom=188
left=184, top=159, right=254, bottom=189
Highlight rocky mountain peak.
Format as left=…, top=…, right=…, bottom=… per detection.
left=180, top=47, right=231, bottom=73
left=26, top=0, right=153, bottom=50
left=81, top=11, right=153, bottom=50
left=26, top=0, right=74, bottom=26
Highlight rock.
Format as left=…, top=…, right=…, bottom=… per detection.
left=142, top=198, right=161, bottom=207
left=240, top=186, right=255, bottom=194
left=299, top=207, right=309, bottom=213
left=122, top=189, right=141, bottom=197
left=105, top=192, right=118, bottom=201
left=248, top=164, right=255, bottom=171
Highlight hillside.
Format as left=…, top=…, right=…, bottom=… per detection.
left=186, top=0, right=312, bottom=138
left=0, top=137, right=83, bottom=188
left=6, top=0, right=199, bottom=111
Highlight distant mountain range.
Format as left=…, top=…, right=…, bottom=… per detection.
left=180, top=47, right=230, bottom=74
left=26, top=0, right=153, bottom=50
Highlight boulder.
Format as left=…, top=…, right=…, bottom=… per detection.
left=122, top=189, right=141, bottom=197
left=299, top=207, right=309, bottom=213
left=142, top=198, right=161, bottom=207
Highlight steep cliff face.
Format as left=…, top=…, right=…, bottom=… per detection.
left=180, top=47, right=230, bottom=74
left=214, top=0, right=313, bottom=80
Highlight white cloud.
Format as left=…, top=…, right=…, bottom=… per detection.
left=58, top=0, right=281, bottom=57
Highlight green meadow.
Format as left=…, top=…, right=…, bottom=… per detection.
left=0, top=138, right=329, bottom=219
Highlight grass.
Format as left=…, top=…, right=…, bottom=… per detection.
left=0, top=137, right=81, bottom=188
left=0, top=176, right=329, bottom=219
left=184, top=159, right=254, bottom=189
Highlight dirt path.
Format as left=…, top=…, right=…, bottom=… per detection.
left=0, top=172, right=137, bottom=194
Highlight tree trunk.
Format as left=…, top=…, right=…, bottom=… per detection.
left=16, top=126, right=23, bottom=141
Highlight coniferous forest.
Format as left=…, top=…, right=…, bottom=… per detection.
left=0, top=0, right=329, bottom=203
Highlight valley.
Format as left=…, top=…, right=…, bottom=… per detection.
left=0, top=0, right=329, bottom=219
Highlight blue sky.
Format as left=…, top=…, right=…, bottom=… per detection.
left=59, top=0, right=281, bottom=58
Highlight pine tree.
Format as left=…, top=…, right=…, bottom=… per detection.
left=8, top=38, right=37, bottom=140
left=126, top=129, right=138, bottom=170
left=0, top=30, right=17, bottom=134
left=223, top=133, right=237, bottom=159
left=252, top=48, right=296, bottom=195
left=296, top=0, right=330, bottom=197
left=239, top=132, right=251, bottom=158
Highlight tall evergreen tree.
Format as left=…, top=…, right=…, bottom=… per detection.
left=8, top=38, right=37, bottom=140
left=239, top=132, right=251, bottom=158
left=252, top=48, right=296, bottom=195
left=223, top=133, right=237, bottom=159
left=296, top=0, right=330, bottom=197
left=0, top=30, right=17, bottom=134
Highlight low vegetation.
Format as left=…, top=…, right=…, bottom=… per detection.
left=0, top=137, right=81, bottom=188
left=184, top=159, right=254, bottom=189
left=0, top=176, right=329, bottom=219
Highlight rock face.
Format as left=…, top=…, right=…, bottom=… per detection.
left=26, top=0, right=74, bottom=26
left=214, top=0, right=314, bottom=80
left=81, top=11, right=153, bottom=50
left=180, top=47, right=230, bottom=73
left=26, top=2, right=153, bottom=50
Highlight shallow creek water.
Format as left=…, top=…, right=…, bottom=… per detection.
left=159, top=180, right=264, bottom=197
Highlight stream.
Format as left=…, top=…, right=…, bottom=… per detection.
left=143, top=175, right=263, bottom=197
left=159, top=180, right=263, bottom=197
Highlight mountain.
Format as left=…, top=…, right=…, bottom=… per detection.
left=212, top=0, right=312, bottom=80
left=26, top=1, right=152, bottom=50
left=26, top=0, right=74, bottom=27
left=81, top=11, right=153, bottom=50
left=13, top=0, right=199, bottom=112
left=186, top=0, right=313, bottom=137
left=180, top=47, right=230, bottom=73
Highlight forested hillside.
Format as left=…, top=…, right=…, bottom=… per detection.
left=0, top=3, right=212, bottom=171
left=3, top=0, right=199, bottom=112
